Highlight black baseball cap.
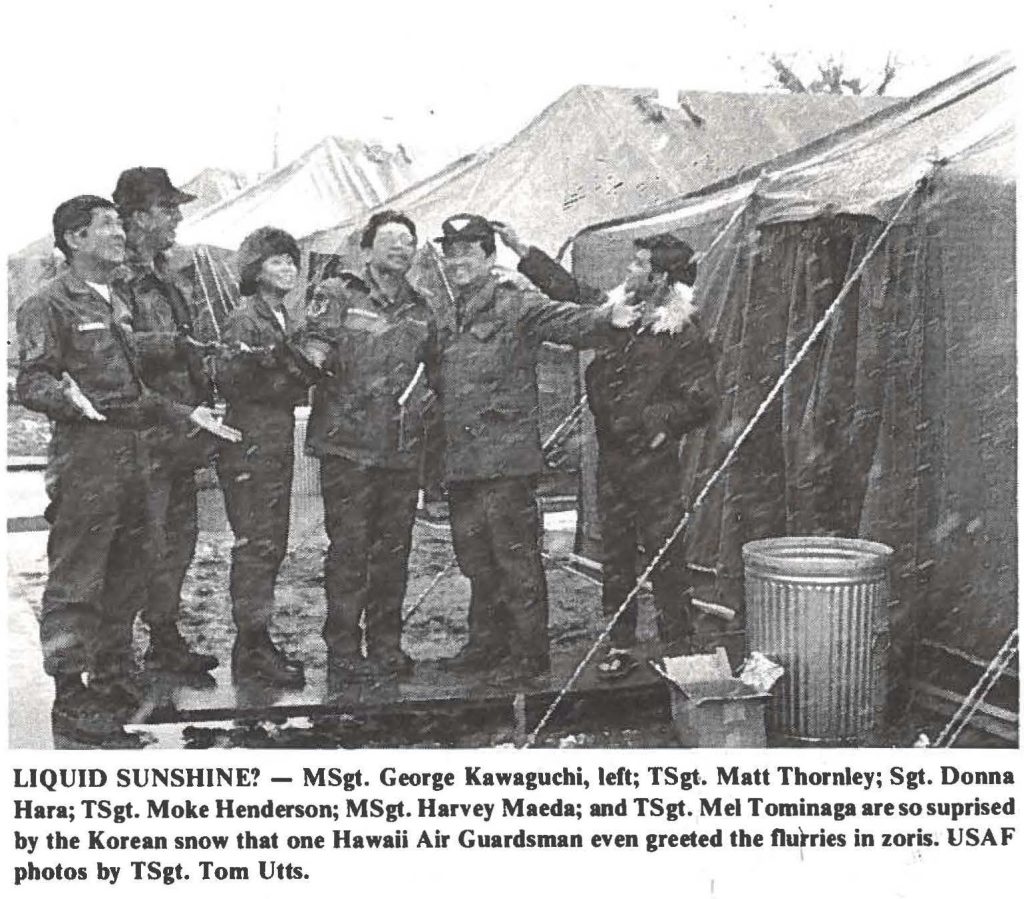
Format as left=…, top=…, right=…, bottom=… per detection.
left=434, top=214, right=496, bottom=246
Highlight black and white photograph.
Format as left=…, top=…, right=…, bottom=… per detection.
left=3, top=1, right=1017, bottom=761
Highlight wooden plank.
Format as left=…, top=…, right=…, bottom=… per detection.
left=146, top=643, right=669, bottom=727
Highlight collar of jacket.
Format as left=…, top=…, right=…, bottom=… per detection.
left=606, top=281, right=698, bottom=336
left=457, top=277, right=496, bottom=326
left=251, top=294, right=291, bottom=334
left=457, top=265, right=530, bottom=328
left=363, top=264, right=425, bottom=313
left=116, top=249, right=160, bottom=283
left=59, top=266, right=114, bottom=301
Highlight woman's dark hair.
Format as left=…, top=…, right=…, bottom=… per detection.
left=360, top=210, right=417, bottom=249
left=52, top=195, right=117, bottom=260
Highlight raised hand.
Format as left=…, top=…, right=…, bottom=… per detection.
left=492, top=222, right=528, bottom=258
left=608, top=301, right=641, bottom=330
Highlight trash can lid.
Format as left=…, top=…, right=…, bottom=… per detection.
left=742, top=536, right=893, bottom=578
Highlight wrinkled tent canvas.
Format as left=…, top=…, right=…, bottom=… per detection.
left=572, top=55, right=1016, bottom=709
left=306, top=85, right=893, bottom=264
left=178, top=137, right=417, bottom=251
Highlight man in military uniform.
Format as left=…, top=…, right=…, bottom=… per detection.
left=433, top=215, right=639, bottom=681
left=495, top=225, right=718, bottom=677
left=17, top=196, right=237, bottom=745
left=112, top=167, right=218, bottom=676
left=302, top=210, right=437, bottom=684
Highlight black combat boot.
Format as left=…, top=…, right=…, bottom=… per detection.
left=442, top=638, right=510, bottom=673
left=146, top=623, right=219, bottom=674
left=51, top=673, right=143, bottom=748
left=232, top=629, right=305, bottom=689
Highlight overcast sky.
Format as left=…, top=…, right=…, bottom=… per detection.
left=1, top=0, right=1011, bottom=250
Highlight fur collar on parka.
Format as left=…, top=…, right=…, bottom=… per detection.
left=603, top=281, right=699, bottom=335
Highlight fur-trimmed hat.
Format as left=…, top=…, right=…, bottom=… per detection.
left=237, top=227, right=301, bottom=296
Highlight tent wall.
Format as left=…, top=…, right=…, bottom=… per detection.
left=572, top=168, right=1016, bottom=693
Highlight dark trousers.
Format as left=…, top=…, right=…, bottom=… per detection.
left=40, top=425, right=148, bottom=677
left=143, top=458, right=198, bottom=629
left=597, top=445, right=693, bottom=653
left=218, top=440, right=293, bottom=636
left=320, top=456, right=419, bottom=660
left=448, top=477, right=549, bottom=664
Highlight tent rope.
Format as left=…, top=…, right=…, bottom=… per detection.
left=524, top=175, right=927, bottom=748
left=205, top=246, right=235, bottom=319
left=933, top=628, right=1018, bottom=748
left=191, top=248, right=224, bottom=343
left=402, top=558, right=458, bottom=624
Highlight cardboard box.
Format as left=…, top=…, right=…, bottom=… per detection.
left=654, top=648, right=782, bottom=748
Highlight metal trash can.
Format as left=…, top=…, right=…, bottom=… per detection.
left=742, top=537, right=892, bottom=743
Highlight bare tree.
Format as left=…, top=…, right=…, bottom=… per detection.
left=768, top=53, right=899, bottom=95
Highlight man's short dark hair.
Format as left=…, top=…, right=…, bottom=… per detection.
left=53, top=195, right=117, bottom=261
left=635, top=233, right=698, bottom=286
left=360, top=210, right=417, bottom=249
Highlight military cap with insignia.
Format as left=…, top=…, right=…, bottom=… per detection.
left=435, top=214, right=498, bottom=255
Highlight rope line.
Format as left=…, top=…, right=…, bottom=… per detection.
left=402, top=559, right=458, bottom=624
left=934, top=628, right=1018, bottom=748
left=524, top=178, right=926, bottom=747
left=205, top=246, right=235, bottom=321
left=191, top=248, right=224, bottom=343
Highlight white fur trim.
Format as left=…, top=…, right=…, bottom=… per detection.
left=649, top=282, right=697, bottom=335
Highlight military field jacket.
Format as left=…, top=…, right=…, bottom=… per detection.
left=112, top=257, right=216, bottom=465
left=437, top=268, right=615, bottom=481
left=16, top=268, right=192, bottom=431
left=303, top=267, right=437, bottom=471
left=216, top=296, right=314, bottom=456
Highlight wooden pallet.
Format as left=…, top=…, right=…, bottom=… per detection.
left=140, top=643, right=673, bottom=729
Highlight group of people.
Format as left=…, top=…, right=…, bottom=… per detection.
left=17, top=166, right=718, bottom=747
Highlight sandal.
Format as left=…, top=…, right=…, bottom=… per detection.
left=596, top=649, right=639, bottom=681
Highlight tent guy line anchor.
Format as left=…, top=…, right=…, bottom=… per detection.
left=524, top=174, right=929, bottom=748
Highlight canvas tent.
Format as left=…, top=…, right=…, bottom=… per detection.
left=182, top=167, right=248, bottom=215
left=306, top=85, right=893, bottom=263
left=571, top=55, right=1016, bottom=724
left=177, top=137, right=416, bottom=250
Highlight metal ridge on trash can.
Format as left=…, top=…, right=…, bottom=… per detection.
left=742, top=536, right=893, bottom=743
